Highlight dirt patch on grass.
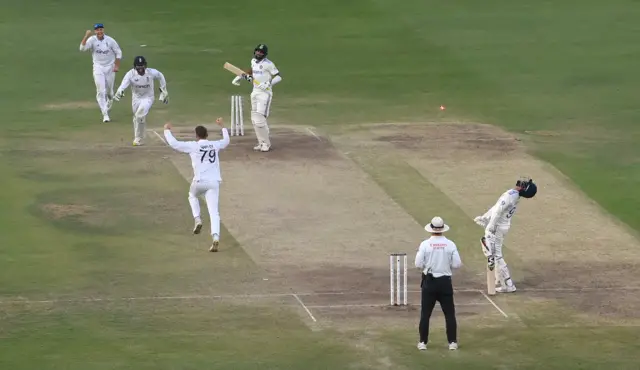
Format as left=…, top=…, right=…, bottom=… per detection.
left=41, top=101, right=96, bottom=110
left=41, top=204, right=93, bottom=219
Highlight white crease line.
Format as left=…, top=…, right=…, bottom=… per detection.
left=521, top=286, right=640, bottom=292
left=0, top=293, right=294, bottom=305
left=480, top=290, right=509, bottom=318
left=4, top=286, right=637, bottom=305
left=292, top=294, right=317, bottom=322
left=150, top=129, right=167, bottom=144
left=306, top=127, right=322, bottom=141
left=306, top=302, right=490, bottom=309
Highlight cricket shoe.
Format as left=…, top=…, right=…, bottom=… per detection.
left=253, top=142, right=271, bottom=152
left=106, top=98, right=113, bottom=111
left=449, top=342, right=458, bottom=350
left=209, top=234, right=220, bottom=252
left=102, top=114, right=110, bottom=123
left=132, top=138, right=144, bottom=146
left=496, top=286, right=516, bottom=293
left=193, top=218, right=202, bottom=234
left=417, top=342, right=427, bottom=351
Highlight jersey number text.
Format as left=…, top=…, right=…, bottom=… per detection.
left=200, top=149, right=216, bottom=163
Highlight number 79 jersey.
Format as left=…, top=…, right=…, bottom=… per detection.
left=163, top=128, right=230, bottom=182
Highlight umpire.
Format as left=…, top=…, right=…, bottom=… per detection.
left=414, top=216, right=462, bottom=351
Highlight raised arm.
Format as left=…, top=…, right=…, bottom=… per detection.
left=214, top=127, right=230, bottom=151
left=212, top=118, right=230, bottom=150
left=79, top=31, right=93, bottom=51
left=163, top=124, right=195, bottom=153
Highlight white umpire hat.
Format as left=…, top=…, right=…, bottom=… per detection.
left=425, top=216, right=450, bottom=233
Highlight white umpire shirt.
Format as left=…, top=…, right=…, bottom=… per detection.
left=415, top=236, right=462, bottom=277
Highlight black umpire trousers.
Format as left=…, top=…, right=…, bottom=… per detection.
left=419, top=273, right=457, bottom=344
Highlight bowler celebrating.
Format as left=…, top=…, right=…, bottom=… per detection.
left=164, top=119, right=230, bottom=252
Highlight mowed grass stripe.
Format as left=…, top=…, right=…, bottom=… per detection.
left=343, top=145, right=490, bottom=272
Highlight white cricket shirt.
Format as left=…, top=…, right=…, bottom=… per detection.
left=79, top=35, right=122, bottom=67
left=414, top=236, right=462, bottom=277
left=117, top=68, right=167, bottom=99
left=164, top=129, right=230, bottom=182
left=485, top=189, right=521, bottom=229
left=251, top=58, right=279, bottom=93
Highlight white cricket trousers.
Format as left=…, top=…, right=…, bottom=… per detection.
left=132, top=97, right=154, bottom=141
left=251, top=90, right=273, bottom=146
left=484, top=225, right=515, bottom=288
left=188, top=179, right=221, bottom=239
left=251, top=90, right=272, bottom=117
left=93, top=64, right=116, bottom=115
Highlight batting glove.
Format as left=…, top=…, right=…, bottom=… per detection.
left=114, top=90, right=124, bottom=101
left=241, top=73, right=253, bottom=82
left=474, top=216, right=488, bottom=228
left=232, top=76, right=242, bottom=86
left=257, top=81, right=271, bottom=91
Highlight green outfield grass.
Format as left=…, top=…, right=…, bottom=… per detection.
left=1, top=0, right=639, bottom=369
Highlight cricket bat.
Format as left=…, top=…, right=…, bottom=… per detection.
left=487, top=265, right=496, bottom=295
left=224, top=62, right=271, bottom=91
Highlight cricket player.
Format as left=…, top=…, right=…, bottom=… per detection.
left=232, top=43, right=282, bottom=152
left=79, top=23, right=122, bottom=123
left=474, top=177, right=537, bottom=293
left=113, top=56, right=169, bottom=146
left=163, top=119, right=229, bottom=252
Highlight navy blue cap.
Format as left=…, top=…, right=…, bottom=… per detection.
left=93, top=23, right=104, bottom=29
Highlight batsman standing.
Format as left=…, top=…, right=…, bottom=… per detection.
left=474, top=177, right=537, bottom=293
left=232, top=44, right=282, bottom=152
left=78, top=23, right=122, bottom=123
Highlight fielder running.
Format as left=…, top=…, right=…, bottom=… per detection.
left=79, top=23, right=122, bottom=123
left=163, top=119, right=230, bottom=252
left=113, top=56, right=169, bottom=146
left=232, top=43, right=282, bottom=152
left=474, top=177, right=537, bottom=293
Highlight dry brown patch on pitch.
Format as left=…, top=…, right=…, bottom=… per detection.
left=165, top=124, right=426, bottom=298
left=42, top=101, right=95, bottom=110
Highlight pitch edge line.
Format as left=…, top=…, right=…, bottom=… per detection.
left=150, top=129, right=167, bottom=145
left=292, top=294, right=317, bottom=322
left=3, top=286, right=639, bottom=305
left=479, top=290, right=509, bottom=318
left=306, top=127, right=322, bottom=141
